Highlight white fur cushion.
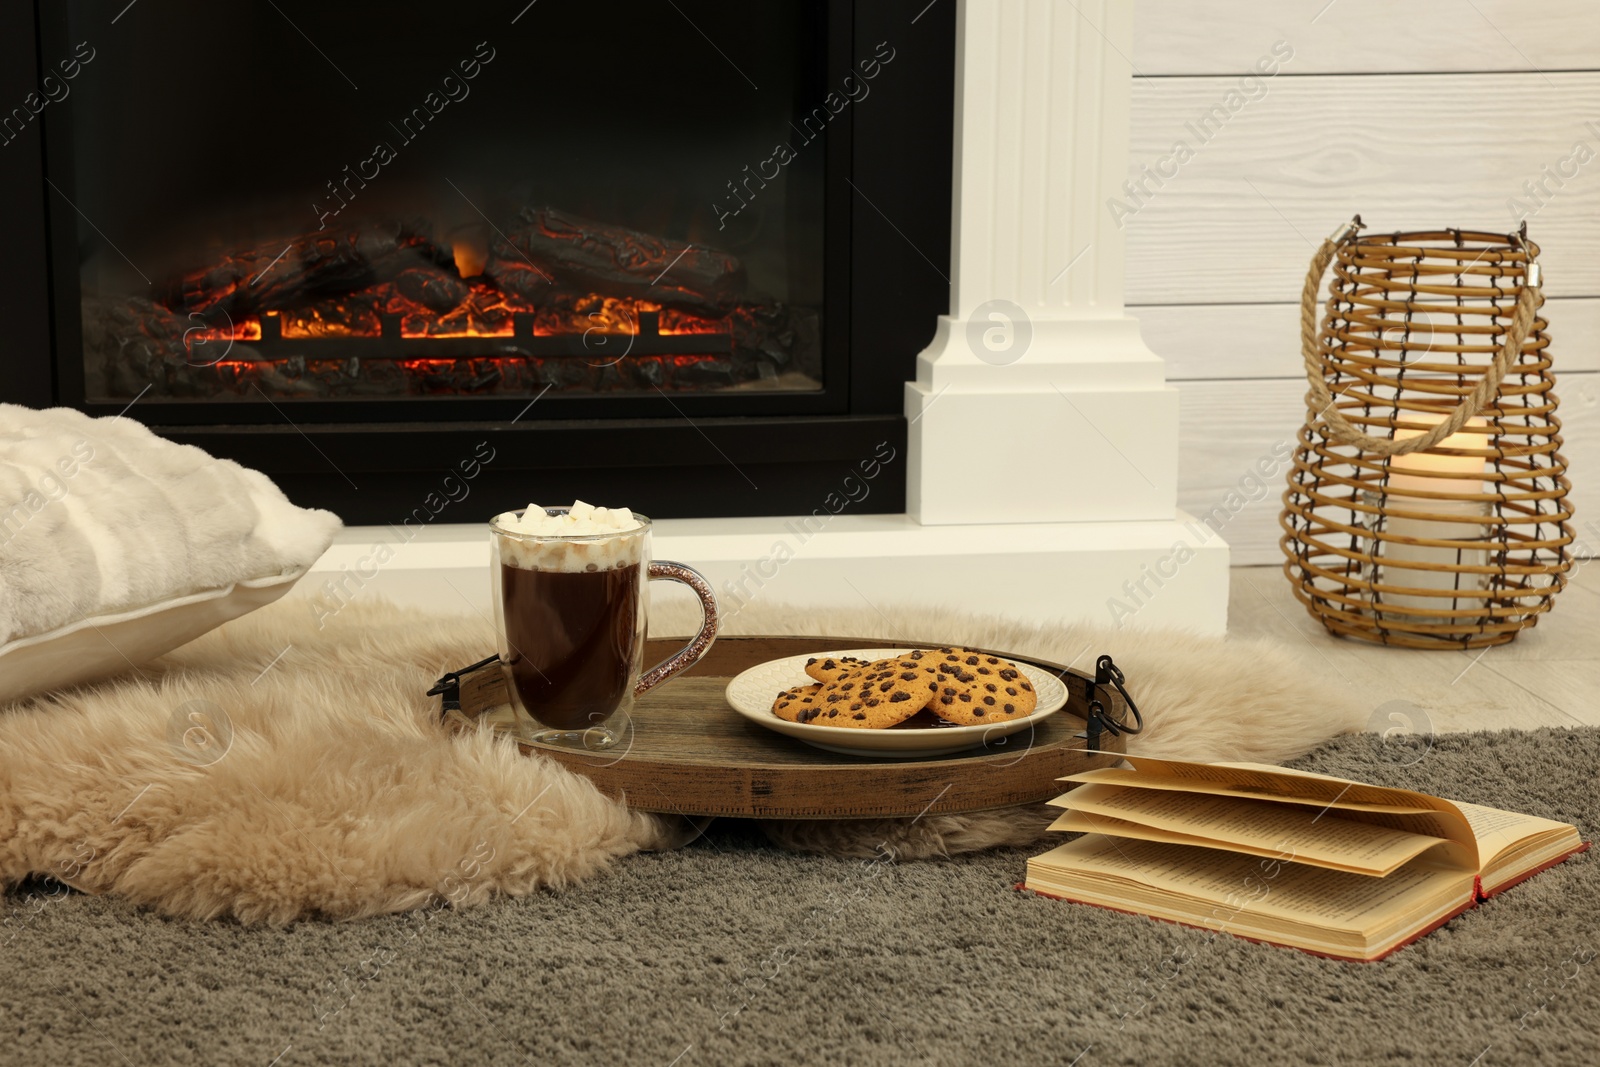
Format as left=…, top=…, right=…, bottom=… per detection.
left=0, top=404, right=341, bottom=701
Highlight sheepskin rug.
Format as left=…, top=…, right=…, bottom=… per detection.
left=0, top=596, right=1363, bottom=923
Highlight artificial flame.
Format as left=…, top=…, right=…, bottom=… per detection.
left=451, top=235, right=488, bottom=279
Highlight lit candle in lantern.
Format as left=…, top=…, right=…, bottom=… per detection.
left=1377, top=416, right=1490, bottom=625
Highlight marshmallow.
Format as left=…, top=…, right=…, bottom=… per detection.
left=495, top=501, right=645, bottom=573
left=501, top=500, right=640, bottom=537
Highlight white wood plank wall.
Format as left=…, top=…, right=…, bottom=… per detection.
left=1128, top=0, right=1600, bottom=563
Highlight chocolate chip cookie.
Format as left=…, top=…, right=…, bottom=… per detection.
left=806, top=656, right=940, bottom=729
left=926, top=647, right=1037, bottom=725
left=803, top=655, right=872, bottom=683
left=772, top=683, right=823, bottom=722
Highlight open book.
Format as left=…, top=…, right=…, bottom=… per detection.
left=1024, top=756, right=1588, bottom=962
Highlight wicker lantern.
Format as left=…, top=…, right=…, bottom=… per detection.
left=1280, top=218, right=1574, bottom=649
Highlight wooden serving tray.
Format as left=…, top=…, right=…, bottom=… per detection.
left=456, top=636, right=1128, bottom=820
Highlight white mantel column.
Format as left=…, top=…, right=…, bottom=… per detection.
left=906, top=0, right=1179, bottom=525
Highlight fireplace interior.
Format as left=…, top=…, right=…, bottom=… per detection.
left=95, top=206, right=821, bottom=402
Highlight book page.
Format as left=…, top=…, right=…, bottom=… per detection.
left=1059, top=783, right=1459, bottom=874
left=1066, top=756, right=1443, bottom=813
left=1061, top=756, right=1479, bottom=866
left=1047, top=810, right=1434, bottom=876
left=1450, top=801, right=1583, bottom=893
left=1218, top=763, right=1580, bottom=863
left=1033, top=835, right=1471, bottom=933
left=1216, top=761, right=1357, bottom=779
left=1059, top=767, right=1431, bottom=814
left=1453, top=800, right=1572, bottom=856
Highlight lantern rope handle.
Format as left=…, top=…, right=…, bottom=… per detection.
left=1299, top=216, right=1543, bottom=456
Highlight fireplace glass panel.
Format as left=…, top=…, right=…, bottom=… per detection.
left=59, top=1, right=827, bottom=403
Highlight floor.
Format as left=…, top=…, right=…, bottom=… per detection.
left=1228, top=564, right=1600, bottom=734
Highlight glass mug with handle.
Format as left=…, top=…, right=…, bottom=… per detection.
left=489, top=504, right=719, bottom=749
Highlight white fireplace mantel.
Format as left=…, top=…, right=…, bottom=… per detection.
left=296, top=0, right=1229, bottom=635
left=906, top=0, right=1178, bottom=526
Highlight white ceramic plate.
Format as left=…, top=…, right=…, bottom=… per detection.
left=724, top=648, right=1070, bottom=758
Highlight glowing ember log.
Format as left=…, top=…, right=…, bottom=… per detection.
left=393, top=265, right=471, bottom=313
left=162, top=220, right=440, bottom=319
left=490, top=207, right=747, bottom=316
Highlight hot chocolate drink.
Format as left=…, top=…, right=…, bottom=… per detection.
left=490, top=500, right=719, bottom=750
left=500, top=559, right=642, bottom=731
left=492, top=501, right=649, bottom=739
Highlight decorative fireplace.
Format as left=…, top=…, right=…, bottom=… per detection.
left=3, top=0, right=955, bottom=521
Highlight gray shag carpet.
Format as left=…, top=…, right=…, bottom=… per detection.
left=5, top=727, right=1597, bottom=1067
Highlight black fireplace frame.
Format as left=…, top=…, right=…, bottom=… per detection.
left=1, top=0, right=955, bottom=522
